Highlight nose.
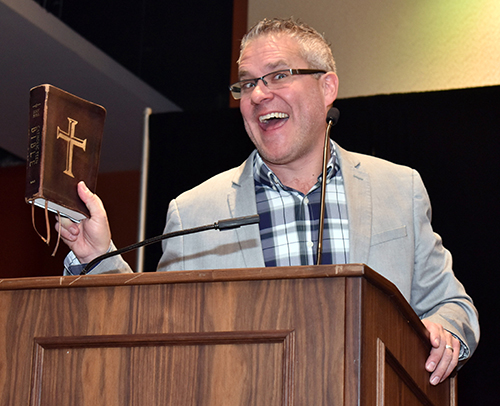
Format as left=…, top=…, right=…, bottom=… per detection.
left=250, top=79, right=272, bottom=104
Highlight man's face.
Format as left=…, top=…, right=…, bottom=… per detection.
left=238, top=34, right=337, bottom=169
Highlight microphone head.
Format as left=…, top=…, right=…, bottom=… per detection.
left=326, top=107, right=340, bottom=126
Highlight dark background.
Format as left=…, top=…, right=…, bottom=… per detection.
left=35, top=0, right=235, bottom=111
left=32, top=1, right=500, bottom=403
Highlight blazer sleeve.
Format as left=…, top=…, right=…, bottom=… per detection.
left=409, top=170, right=479, bottom=361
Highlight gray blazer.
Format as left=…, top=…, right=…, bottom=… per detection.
left=156, top=145, right=479, bottom=359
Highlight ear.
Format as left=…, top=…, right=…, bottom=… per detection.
left=322, top=72, right=339, bottom=106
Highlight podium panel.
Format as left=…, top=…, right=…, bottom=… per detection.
left=0, top=265, right=454, bottom=406
left=32, top=332, right=292, bottom=406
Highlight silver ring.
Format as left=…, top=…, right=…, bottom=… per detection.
left=445, top=345, right=454, bottom=352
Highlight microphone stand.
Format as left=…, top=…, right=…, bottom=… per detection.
left=80, top=214, right=260, bottom=275
left=316, top=108, right=339, bottom=265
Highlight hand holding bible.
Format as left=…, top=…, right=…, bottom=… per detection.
left=55, top=181, right=111, bottom=265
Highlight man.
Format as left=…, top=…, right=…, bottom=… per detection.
left=59, top=18, right=479, bottom=387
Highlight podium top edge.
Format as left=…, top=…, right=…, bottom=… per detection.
left=0, top=264, right=375, bottom=291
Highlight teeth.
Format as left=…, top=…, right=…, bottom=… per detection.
left=259, top=112, right=289, bottom=123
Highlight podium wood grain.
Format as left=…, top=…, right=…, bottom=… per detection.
left=0, top=265, right=455, bottom=405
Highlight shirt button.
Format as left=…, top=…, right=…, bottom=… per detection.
left=303, top=197, right=309, bottom=204
left=307, top=241, right=314, bottom=248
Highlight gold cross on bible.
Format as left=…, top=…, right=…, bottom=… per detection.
left=57, top=117, right=87, bottom=178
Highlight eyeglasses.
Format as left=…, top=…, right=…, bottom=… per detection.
left=229, top=69, right=326, bottom=100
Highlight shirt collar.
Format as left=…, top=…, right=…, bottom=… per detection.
left=253, top=140, right=340, bottom=191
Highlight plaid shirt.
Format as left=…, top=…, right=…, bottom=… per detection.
left=254, top=141, right=349, bottom=267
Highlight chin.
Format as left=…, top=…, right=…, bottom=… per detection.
left=258, top=149, right=293, bottom=166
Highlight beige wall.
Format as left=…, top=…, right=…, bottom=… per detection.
left=247, top=0, right=500, bottom=98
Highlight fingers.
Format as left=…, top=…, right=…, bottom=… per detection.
left=441, top=339, right=460, bottom=381
left=427, top=337, right=458, bottom=385
left=55, top=216, right=81, bottom=244
left=422, top=319, right=460, bottom=385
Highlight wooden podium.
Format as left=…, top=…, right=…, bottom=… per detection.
left=0, top=264, right=455, bottom=405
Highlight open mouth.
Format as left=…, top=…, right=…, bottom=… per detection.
left=258, top=112, right=289, bottom=130
left=259, top=112, right=289, bottom=124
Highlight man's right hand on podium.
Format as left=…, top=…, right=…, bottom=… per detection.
left=56, top=181, right=112, bottom=265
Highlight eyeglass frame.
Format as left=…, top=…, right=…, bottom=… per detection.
left=229, top=68, right=327, bottom=100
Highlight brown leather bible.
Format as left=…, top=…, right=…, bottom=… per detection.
left=25, top=84, right=105, bottom=222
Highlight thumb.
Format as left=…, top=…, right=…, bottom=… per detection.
left=77, top=181, right=105, bottom=218
left=422, top=319, right=441, bottom=348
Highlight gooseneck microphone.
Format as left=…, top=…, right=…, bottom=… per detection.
left=326, top=107, right=340, bottom=126
left=316, top=107, right=340, bottom=265
left=80, top=214, right=260, bottom=275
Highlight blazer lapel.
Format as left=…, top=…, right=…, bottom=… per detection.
left=336, top=144, right=372, bottom=264
left=227, top=151, right=265, bottom=268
